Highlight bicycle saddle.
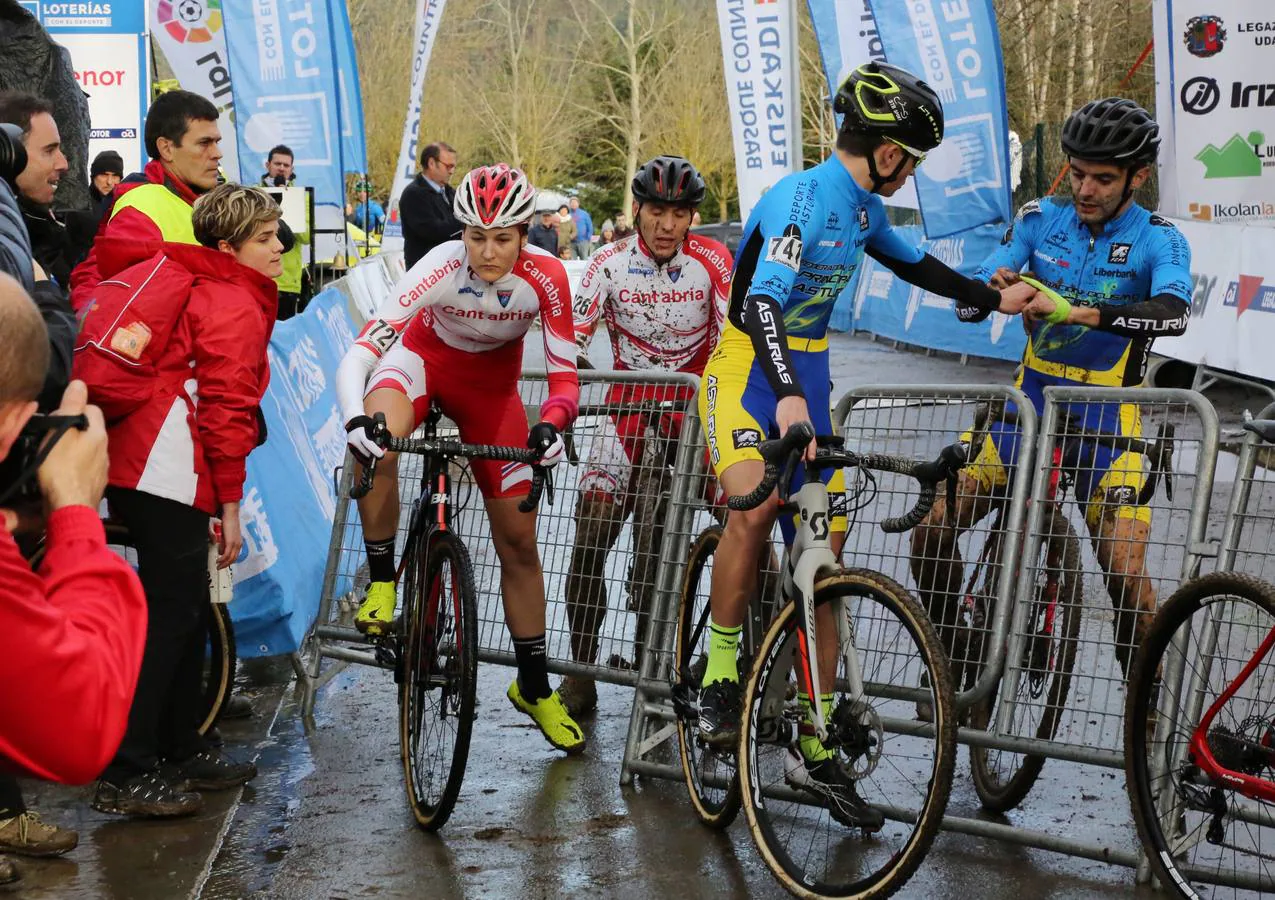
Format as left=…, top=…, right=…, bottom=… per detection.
left=1243, top=419, right=1275, bottom=445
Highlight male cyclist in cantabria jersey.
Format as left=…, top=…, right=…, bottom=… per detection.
left=910, top=98, right=1192, bottom=679
left=696, top=61, right=1035, bottom=825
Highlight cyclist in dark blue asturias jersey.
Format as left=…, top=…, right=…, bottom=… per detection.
left=911, top=98, right=1192, bottom=678
left=696, top=61, right=1035, bottom=825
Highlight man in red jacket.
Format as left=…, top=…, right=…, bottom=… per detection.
left=0, top=273, right=148, bottom=887
left=68, top=90, right=222, bottom=312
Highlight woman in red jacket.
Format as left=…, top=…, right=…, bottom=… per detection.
left=74, top=184, right=280, bottom=819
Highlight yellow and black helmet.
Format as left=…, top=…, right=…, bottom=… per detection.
left=834, top=62, right=945, bottom=155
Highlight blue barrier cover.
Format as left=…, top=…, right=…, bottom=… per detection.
left=830, top=223, right=1027, bottom=363
left=229, top=288, right=359, bottom=657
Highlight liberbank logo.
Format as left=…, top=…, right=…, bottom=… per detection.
left=1196, top=131, right=1275, bottom=178
left=1222, top=275, right=1275, bottom=316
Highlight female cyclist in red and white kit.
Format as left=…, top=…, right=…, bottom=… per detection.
left=335, top=164, right=585, bottom=752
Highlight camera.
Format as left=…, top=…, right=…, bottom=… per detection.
left=0, top=413, right=88, bottom=509
left=0, top=122, right=27, bottom=188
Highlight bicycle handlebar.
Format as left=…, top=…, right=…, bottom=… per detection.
left=727, top=423, right=966, bottom=534
left=348, top=412, right=551, bottom=513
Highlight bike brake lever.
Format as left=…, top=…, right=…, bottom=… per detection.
left=544, top=468, right=555, bottom=507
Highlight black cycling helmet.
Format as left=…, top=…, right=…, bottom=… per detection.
left=835, top=62, right=945, bottom=153
left=631, top=156, right=706, bottom=207
left=1061, top=97, right=1160, bottom=166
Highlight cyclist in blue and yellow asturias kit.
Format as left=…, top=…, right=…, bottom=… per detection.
left=696, top=61, right=1035, bottom=820
left=911, top=98, right=1192, bottom=678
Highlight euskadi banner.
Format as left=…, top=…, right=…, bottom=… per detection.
left=805, top=0, right=918, bottom=209
left=222, top=0, right=347, bottom=230
left=1154, top=0, right=1275, bottom=226
left=381, top=0, right=447, bottom=253
left=868, top=0, right=1012, bottom=238
left=150, top=0, right=241, bottom=181
left=31, top=0, right=149, bottom=172
left=716, top=0, right=801, bottom=221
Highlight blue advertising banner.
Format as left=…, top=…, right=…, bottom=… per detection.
left=867, top=0, right=1011, bottom=238
left=229, top=287, right=359, bottom=657
left=222, top=0, right=347, bottom=231
left=331, top=0, right=368, bottom=177
left=831, top=223, right=1027, bottom=363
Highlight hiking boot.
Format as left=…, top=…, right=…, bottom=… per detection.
left=92, top=771, right=203, bottom=819
left=507, top=680, right=586, bottom=754
left=698, top=679, right=742, bottom=747
left=163, top=749, right=258, bottom=792
left=784, top=748, right=885, bottom=832
left=0, top=811, right=77, bottom=858
left=557, top=676, right=598, bottom=717
left=356, top=581, right=398, bottom=636
left=0, top=855, right=18, bottom=889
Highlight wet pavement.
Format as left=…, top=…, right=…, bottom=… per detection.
left=9, top=333, right=1273, bottom=899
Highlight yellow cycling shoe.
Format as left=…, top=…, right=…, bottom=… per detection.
left=355, top=581, right=397, bottom=636
left=506, top=680, right=586, bottom=754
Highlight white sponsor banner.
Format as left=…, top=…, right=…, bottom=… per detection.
left=1154, top=0, right=1275, bottom=226
left=149, top=0, right=241, bottom=181
left=58, top=32, right=146, bottom=172
left=381, top=0, right=447, bottom=253
left=716, top=0, right=800, bottom=220
left=1155, top=217, right=1275, bottom=381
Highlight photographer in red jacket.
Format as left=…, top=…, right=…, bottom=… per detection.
left=74, top=184, right=280, bottom=819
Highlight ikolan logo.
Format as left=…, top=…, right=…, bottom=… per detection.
left=1184, top=15, right=1226, bottom=58
left=156, top=0, right=223, bottom=43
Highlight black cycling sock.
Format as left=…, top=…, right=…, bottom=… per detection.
left=513, top=634, right=552, bottom=701
left=365, top=537, right=396, bottom=584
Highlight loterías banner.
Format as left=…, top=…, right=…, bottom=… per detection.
left=867, top=0, right=1012, bottom=238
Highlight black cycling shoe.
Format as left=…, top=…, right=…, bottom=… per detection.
left=698, top=679, right=742, bottom=747
left=91, top=771, right=203, bottom=819
left=163, top=749, right=258, bottom=792
left=785, top=750, right=885, bottom=832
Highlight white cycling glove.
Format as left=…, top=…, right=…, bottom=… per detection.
left=345, top=416, right=386, bottom=464
left=526, top=422, right=565, bottom=469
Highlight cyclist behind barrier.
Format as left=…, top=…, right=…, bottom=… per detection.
left=910, top=98, right=1191, bottom=677
left=561, top=156, right=732, bottom=716
left=697, top=62, right=1035, bottom=814
left=335, top=164, right=586, bottom=754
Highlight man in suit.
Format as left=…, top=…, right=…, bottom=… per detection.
left=399, top=142, right=459, bottom=268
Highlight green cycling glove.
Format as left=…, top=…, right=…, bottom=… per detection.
left=1019, top=275, right=1072, bottom=325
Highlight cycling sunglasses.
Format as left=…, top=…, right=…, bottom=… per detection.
left=887, top=138, right=926, bottom=167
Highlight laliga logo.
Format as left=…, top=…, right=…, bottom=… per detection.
left=156, top=0, right=223, bottom=43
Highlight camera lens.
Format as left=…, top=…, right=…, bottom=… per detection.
left=0, top=123, right=28, bottom=187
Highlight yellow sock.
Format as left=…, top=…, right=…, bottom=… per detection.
left=702, top=620, right=741, bottom=686
left=798, top=692, right=835, bottom=762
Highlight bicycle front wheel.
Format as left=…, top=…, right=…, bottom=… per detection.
left=199, top=602, right=237, bottom=735
left=970, top=506, right=1082, bottom=812
left=674, top=525, right=741, bottom=829
left=399, top=530, right=478, bottom=831
left=739, top=569, right=957, bottom=899
left=1126, top=571, right=1275, bottom=899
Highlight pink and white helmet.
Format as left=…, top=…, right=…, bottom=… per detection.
left=452, top=164, right=537, bottom=228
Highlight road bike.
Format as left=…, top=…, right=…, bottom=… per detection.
left=726, top=423, right=961, bottom=898
left=919, top=400, right=1174, bottom=812
left=349, top=404, right=550, bottom=831
left=1124, top=416, right=1275, bottom=898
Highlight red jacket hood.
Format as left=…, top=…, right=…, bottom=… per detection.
left=93, top=237, right=279, bottom=322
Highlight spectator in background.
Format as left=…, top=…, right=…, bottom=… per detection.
left=0, top=92, right=71, bottom=287
left=69, top=90, right=223, bottom=312
left=528, top=208, right=559, bottom=255
left=88, top=151, right=123, bottom=213
left=598, top=219, right=616, bottom=248
left=556, top=204, right=577, bottom=260
left=260, top=144, right=294, bottom=188
left=613, top=211, right=634, bottom=240
left=78, top=183, right=279, bottom=819
left=569, top=196, right=593, bottom=261
left=399, top=141, right=459, bottom=268
left=351, top=180, right=385, bottom=234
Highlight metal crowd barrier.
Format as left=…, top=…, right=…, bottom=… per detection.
left=1217, top=401, right=1275, bottom=578
left=297, top=369, right=702, bottom=719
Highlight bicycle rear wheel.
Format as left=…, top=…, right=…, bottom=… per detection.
left=1126, top=572, right=1275, bottom=898
left=739, top=569, right=956, bottom=899
left=399, top=529, right=478, bottom=831
left=674, top=525, right=741, bottom=829
left=970, top=506, right=1082, bottom=812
